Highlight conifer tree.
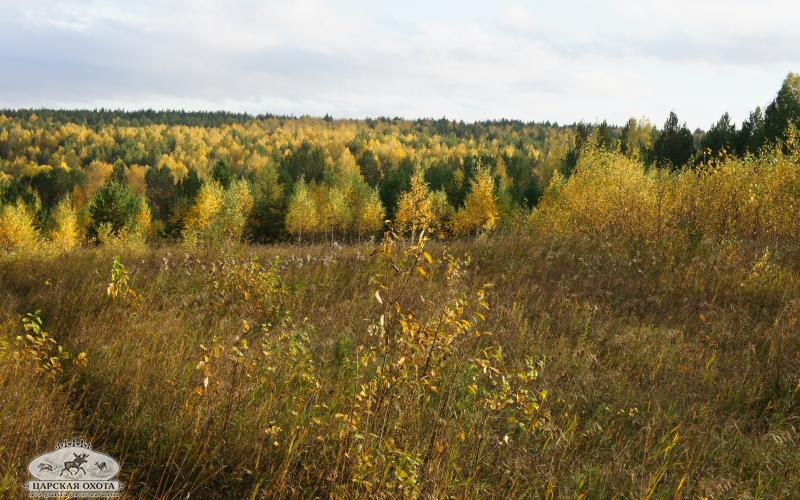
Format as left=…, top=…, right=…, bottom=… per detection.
left=764, top=72, right=800, bottom=145
left=87, top=181, right=141, bottom=239
left=248, top=162, right=284, bottom=241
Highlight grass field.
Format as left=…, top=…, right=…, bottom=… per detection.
left=2, top=148, right=800, bottom=498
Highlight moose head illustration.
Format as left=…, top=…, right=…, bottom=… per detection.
left=60, top=453, right=89, bottom=476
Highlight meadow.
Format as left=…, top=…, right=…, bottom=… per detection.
left=2, top=144, right=800, bottom=498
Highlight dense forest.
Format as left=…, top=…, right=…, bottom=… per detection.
left=1, top=73, right=797, bottom=251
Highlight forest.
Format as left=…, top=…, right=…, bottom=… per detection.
left=1, top=73, right=800, bottom=498
left=1, top=73, right=797, bottom=251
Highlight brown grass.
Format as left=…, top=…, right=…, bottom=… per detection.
left=2, top=148, right=800, bottom=498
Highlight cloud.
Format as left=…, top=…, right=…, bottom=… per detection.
left=0, top=0, right=796, bottom=129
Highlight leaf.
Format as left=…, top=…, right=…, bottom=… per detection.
left=417, top=266, right=428, bottom=277
left=374, top=290, right=383, bottom=304
left=423, top=251, right=433, bottom=264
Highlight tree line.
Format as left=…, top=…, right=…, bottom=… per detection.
left=0, top=73, right=798, bottom=249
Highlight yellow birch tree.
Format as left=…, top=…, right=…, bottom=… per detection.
left=49, top=195, right=79, bottom=252
left=285, top=177, right=318, bottom=242
left=451, top=167, right=499, bottom=236
left=395, top=166, right=434, bottom=242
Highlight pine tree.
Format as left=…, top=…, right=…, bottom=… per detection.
left=248, top=162, right=285, bottom=241
left=653, top=112, right=695, bottom=169
left=87, top=181, right=142, bottom=239
left=736, top=107, right=766, bottom=156
left=145, top=164, right=175, bottom=222
left=765, top=72, right=800, bottom=146
left=700, top=112, right=736, bottom=162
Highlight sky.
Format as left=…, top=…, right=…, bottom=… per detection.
left=0, top=0, right=797, bottom=130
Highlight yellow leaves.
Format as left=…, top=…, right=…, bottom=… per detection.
left=395, top=166, right=435, bottom=238
left=183, top=179, right=253, bottom=243
left=356, top=187, right=386, bottom=237
left=450, top=165, right=498, bottom=236
left=107, top=256, right=138, bottom=304
left=416, top=266, right=428, bottom=278
left=49, top=195, right=80, bottom=252
left=76, top=351, right=89, bottom=367
left=285, top=178, right=318, bottom=240
left=14, top=310, right=86, bottom=379
left=0, top=200, right=39, bottom=253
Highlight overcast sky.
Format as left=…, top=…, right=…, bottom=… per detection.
left=0, top=0, right=797, bottom=129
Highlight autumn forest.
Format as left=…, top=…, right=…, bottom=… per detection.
left=2, top=72, right=800, bottom=498
left=1, top=73, right=797, bottom=251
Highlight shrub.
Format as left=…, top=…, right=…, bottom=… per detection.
left=49, top=195, right=80, bottom=252
left=0, top=199, right=39, bottom=253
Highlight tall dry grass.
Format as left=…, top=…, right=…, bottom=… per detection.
left=1, top=147, right=800, bottom=497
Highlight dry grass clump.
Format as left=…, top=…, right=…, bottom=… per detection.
left=0, top=303, right=84, bottom=496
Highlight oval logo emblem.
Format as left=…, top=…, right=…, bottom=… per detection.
left=24, top=439, right=124, bottom=497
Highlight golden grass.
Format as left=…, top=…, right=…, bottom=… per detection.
left=2, top=148, right=800, bottom=498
